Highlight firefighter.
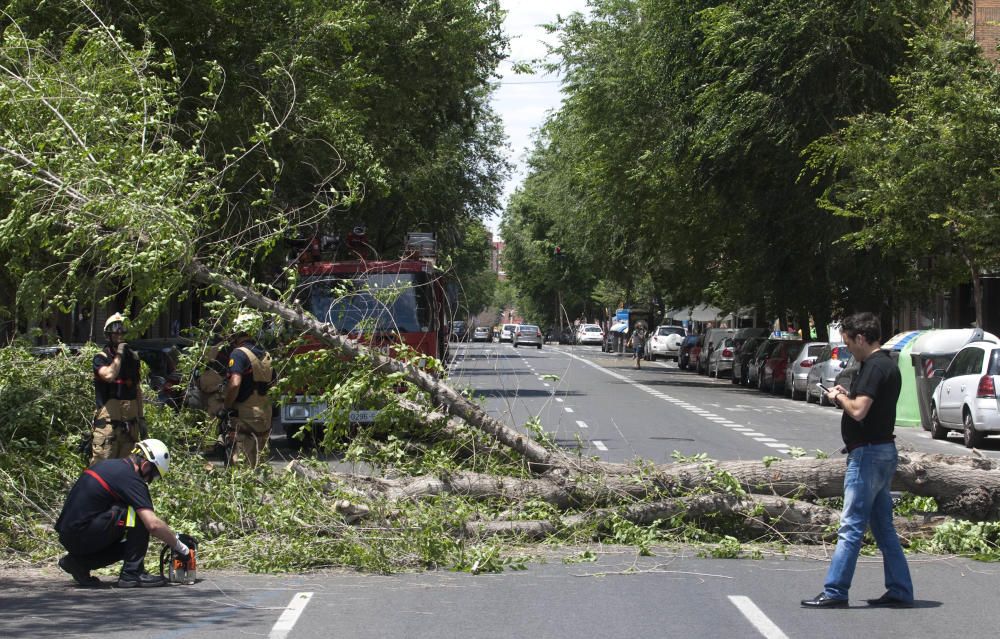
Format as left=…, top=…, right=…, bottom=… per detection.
left=91, top=313, right=146, bottom=463
left=55, top=439, right=191, bottom=588
left=219, top=311, right=274, bottom=467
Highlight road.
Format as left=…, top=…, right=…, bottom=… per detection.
left=8, top=340, right=1000, bottom=639
left=446, top=341, right=1000, bottom=464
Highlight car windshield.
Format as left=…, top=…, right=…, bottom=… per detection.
left=657, top=326, right=684, bottom=336
left=303, top=272, right=431, bottom=333
left=520, top=325, right=538, bottom=334
left=584, top=326, right=601, bottom=333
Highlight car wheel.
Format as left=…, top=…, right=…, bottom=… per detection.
left=930, top=403, right=948, bottom=440
left=963, top=410, right=985, bottom=449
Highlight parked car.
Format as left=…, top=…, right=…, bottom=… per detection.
left=707, top=336, right=737, bottom=378
left=512, top=324, right=543, bottom=349
left=472, top=326, right=491, bottom=342
left=834, top=354, right=860, bottom=396
left=784, top=341, right=829, bottom=399
left=747, top=338, right=781, bottom=388
left=930, top=340, right=1000, bottom=447
left=499, top=323, right=517, bottom=343
left=760, top=339, right=805, bottom=394
left=577, top=324, right=605, bottom=345
left=130, top=337, right=194, bottom=409
left=679, top=335, right=703, bottom=371
left=698, top=328, right=736, bottom=375
left=646, top=325, right=685, bottom=360
left=732, top=336, right=766, bottom=385
left=805, top=343, right=850, bottom=404
left=449, top=320, right=468, bottom=342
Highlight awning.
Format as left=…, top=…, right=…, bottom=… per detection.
left=665, top=305, right=723, bottom=322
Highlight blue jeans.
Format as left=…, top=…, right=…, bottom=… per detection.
left=823, top=442, right=913, bottom=602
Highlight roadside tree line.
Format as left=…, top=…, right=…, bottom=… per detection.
left=501, top=0, right=1000, bottom=334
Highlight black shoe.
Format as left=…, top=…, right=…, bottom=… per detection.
left=117, top=573, right=168, bottom=588
left=58, top=555, right=100, bottom=587
left=866, top=592, right=913, bottom=608
left=801, top=593, right=849, bottom=608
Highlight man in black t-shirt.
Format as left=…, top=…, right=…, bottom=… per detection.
left=802, top=313, right=914, bottom=609
left=90, top=313, right=145, bottom=463
left=55, top=439, right=191, bottom=588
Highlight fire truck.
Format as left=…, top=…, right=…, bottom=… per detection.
left=279, top=230, right=451, bottom=442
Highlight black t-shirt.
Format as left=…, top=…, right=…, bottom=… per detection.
left=227, top=341, right=267, bottom=403
left=92, top=344, right=141, bottom=407
left=55, top=459, right=154, bottom=534
left=841, top=350, right=901, bottom=446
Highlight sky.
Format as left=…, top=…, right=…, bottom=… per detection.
left=488, top=0, right=589, bottom=234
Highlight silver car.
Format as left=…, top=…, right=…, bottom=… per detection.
left=512, top=324, right=543, bottom=349
left=805, top=343, right=850, bottom=404
left=499, top=323, right=517, bottom=343
left=707, top=336, right=737, bottom=377
left=785, top=342, right=829, bottom=400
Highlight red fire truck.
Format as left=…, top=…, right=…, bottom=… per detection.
left=279, top=231, right=451, bottom=441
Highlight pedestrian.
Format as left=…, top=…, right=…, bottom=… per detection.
left=218, top=311, right=274, bottom=467
left=630, top=322, right=648, bottom=369
left=55, top=439, right=192, bottom=588
left=91, top=313, right=146, bottom=463
left=802, top=312, right=913, bottom=609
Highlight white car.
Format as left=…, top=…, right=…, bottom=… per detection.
left=499, top=323, right=517, bottom=343
left=930, top=340, right=1000, bottom=448
left=646, top=325, right=685, bottom=360
left=576, top=324, right=604, bottom=345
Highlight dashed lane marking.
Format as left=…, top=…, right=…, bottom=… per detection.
left=269, top=592, right=314, bottom=639
left=728, top=596, right=789, bottom=639
left=564, top=407, right=575, bottom=413
left=576, top=420, right=589, bottom=429
left=561, top=350, right=797, bottom=454
left=593, top=440, right=608, bottom=451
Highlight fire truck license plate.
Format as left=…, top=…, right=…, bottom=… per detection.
left=349, top=410, right=379, bottom=423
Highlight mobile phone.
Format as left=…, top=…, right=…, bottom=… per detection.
left=816, top=383, right=831, bottom=393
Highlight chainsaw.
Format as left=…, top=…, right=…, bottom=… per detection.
left=159, top=533, right=198, bottom=585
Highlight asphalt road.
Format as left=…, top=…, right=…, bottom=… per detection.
left=8, top=340, right=1000, bottom=639
left=446, top=341, right=1000, bottom=464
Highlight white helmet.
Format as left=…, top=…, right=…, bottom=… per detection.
left=133, top=439, right=170, bottom=477
left=104, top=312, right=127, bottom=334
left=231, top=310, right=263, bottom=337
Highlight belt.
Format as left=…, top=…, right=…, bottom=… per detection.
left=842, top=436, right=896, bottom=453
left=94, top=418, right=135, bottom=429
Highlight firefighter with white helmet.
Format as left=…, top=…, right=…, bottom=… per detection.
left=219, top=310, right=274, bottom=466
left=90, top=312, right=146, bottom=463
left=55, top=439, right=191, bottom=588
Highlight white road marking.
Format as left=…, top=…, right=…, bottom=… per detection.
left=555, top=398, right=564, bottom=403
left=564, top=407, right=575, bottom=413
left=576, top=420, right=589, bottom=429
left=270, top=592, right=314, bottom=639
left=593, top=440, right=608, bottom=451
left=543, top=383, right=550, bottom=387
left=561, top=350, right=797, bottom=454
left=728, top=595, right=789, bottom=639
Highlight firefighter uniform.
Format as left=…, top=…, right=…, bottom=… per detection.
left=226, top=341, right=273, bottom=467
left=55, top=458, right=155, bottom=580
left=92, top=344, right=143, bottom=463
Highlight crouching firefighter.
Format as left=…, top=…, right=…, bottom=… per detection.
left=55, top=439, right=192, bottom=588
left=90, top=313, right=146, bottom=463
left=219, top=311, right=274, bottom=467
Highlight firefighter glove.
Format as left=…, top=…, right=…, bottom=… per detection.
left=174, top=538, right=190, bottom=557
left=116, top=342, right=128, bottom=356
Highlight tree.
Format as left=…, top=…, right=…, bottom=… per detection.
left=807, top=21, right=1000, bottom=328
